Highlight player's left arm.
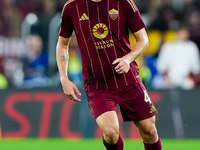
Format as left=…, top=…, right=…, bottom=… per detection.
left=113, top=28, right=148, bottom=74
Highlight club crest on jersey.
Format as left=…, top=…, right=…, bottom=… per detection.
left=109, top=8, right=118, bottom=20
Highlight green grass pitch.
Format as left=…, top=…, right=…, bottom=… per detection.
left=0, top=139, right=199, bottom=150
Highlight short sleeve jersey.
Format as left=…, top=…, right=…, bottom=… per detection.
left=59, top=0, right=145, bottom=91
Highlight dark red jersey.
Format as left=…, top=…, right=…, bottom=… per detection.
left=59, top=0, right=145, bottom=90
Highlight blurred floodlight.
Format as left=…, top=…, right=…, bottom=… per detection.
left=25, top=13, right=38, bottom=25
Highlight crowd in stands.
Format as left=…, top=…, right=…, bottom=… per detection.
left=0, top=0, right=200, bottom=89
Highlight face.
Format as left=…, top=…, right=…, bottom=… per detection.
left=177, top=28, right=189, bottom=41
left=29, top=35, right=43, bottom=57
left=190, top=11, right=200, bottom=26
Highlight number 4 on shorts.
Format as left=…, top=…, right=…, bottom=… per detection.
left=144, top=90, right=152, bottom=104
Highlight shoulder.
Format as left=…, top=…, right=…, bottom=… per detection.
left=187, top=41, right=199, bottom=50
left=61, top=0, right=77, bottom=15
left=188, top=40, right=197, bottom=46
left=64, top=0, right=77, bottom=7
left=62, top=0, right=85, bottom=8
left=122, top=0, right=138, bottom=11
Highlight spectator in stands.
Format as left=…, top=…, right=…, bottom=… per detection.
left=18, top=0, right=43, bottom=17
left=156, top=26, right=200, bottom=89
left=0, top=0, right=22, bottom=37
left=41, top=0, right=55, bottom=17
left=0, top=1, right=9, bottom=36
left=186, top=8, right=200, bottom=52
left=148, top=4, right=177, bottom=31
left=21, top=34, right=50, bottom=88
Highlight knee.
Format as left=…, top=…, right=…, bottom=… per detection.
left=141, top=126, right=158, bottom=143
left=103, top=126, right=119, bottom=138
left=103, top=125, right=119, bottom=144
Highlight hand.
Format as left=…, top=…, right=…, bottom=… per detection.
left=112, top=57, right=130, bottom=74
left=61, top=78, right=81, bottom=102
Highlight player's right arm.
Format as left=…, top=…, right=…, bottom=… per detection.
left=56, top=36, right=81, bottom=102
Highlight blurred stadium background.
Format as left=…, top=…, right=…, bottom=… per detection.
left=0, top=0, right=200, bottom=149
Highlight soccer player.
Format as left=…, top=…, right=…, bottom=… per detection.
left=56, top=0, right=162, bottom=149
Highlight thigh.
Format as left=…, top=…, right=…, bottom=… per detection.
left=96, top=111, right=119, bottom=134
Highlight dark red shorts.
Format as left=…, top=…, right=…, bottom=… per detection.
left=86, top=79, right=158, bottom=122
